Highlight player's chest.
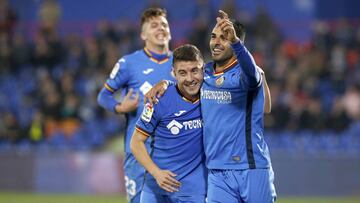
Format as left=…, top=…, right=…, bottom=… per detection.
left=158, top=105, right=202, bottom=136
left=203, top=70, right=242, bottom=89
left=131, top=62, right=172, bottom=81
left=129, top=62, right=173, bottom=94
left=201, top=72, right=247, bottom=105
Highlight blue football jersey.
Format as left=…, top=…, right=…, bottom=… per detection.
left=136, top=85, right=206, bottom=196
left=201, top=41, right=272, bottom=170
left=104, top=48, right=174, bottom=153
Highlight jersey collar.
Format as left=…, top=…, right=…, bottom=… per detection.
left=176, top=85, right=200, bottom=104
left=213, top=58, right=238, bottom=76
left=143, top=47, right=170, bottom=64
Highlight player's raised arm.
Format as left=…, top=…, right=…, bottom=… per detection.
left=130, top=128, right=181, bottom=193
left=217, top=10, right=261, bottom=88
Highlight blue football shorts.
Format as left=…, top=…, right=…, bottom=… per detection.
left=140, top=190, right=206, bottom=203
left=124, top=153, right=146, bottom=203
left=207, top=168, right=276, bottom=203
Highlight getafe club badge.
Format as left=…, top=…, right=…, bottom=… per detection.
left=215, top=76, right=225, bottom=86
left=141, top=103, right=154, bottom=122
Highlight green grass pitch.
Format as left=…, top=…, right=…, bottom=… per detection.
left=0, top=193, right=359, bottom=203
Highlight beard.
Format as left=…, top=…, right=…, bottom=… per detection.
left=212, top=54, right=233, bottom=67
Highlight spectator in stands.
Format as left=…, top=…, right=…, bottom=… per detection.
left=38, top=0, right=61, bottom=37
left=0, top=0, right=17, bottom=37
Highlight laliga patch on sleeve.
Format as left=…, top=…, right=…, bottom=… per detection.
left=110, top=62, right=120, bottom=79
left=141, top=103, right=154, bottom=122
left=110, top=58, right=125, bottom=79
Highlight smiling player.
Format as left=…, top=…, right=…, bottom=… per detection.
left=97, top=8, right=174, bottom=203
left=131, top=44, right=206, bottom=203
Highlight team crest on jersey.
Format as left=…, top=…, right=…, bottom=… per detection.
left=215, top=76, right=225, bottom=86
left=141, top=103, right=154, bottom=122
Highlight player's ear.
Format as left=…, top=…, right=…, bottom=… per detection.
left=140, top=25, right=147, bottom=40
left=171, top=67, right=176, bottom=78
left=168, top=32, right=172, bottom=41
left=140, top=31, right=146, bottom=41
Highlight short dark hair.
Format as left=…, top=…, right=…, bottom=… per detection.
left=173, top=44, right=203, bottom=64
left=232, top=19, right=246, bottom=41
left=141, top=7, right=167, bottom=27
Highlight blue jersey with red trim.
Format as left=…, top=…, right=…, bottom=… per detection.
left=105, top=48, right=174, bottom=153
left=136, top=85, right=206, bottom=195
left=200, top=41, right=272, bottom=170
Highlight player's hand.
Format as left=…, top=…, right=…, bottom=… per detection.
left=216, top=10, right=239, bottom=43
left=115, top=88, right=139, bottom=113
left=153, top=169, right=181, bottom=193
left=144, top=80, right=169, bottom=105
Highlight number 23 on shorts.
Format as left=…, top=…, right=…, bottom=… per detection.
left=124, top=175, right=136, bottom=197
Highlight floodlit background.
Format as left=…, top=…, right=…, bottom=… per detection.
left=0, top=0, right=359, bottom=202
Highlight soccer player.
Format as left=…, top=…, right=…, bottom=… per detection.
left=131, top=44, right=206, bottom=203
left=97, top=8, right=174, bottom=203
left=202, top=10, right=276, bottom=203
left=146, top=10, right=276, bottom=203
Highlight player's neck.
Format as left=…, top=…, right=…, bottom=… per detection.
left=215, top=55, right=237, bottom=72
left=176, top=85, right=199, bottom=103
left=145, top=44, right=170, bottom=55
left=185, top=94, right=200, bottom=102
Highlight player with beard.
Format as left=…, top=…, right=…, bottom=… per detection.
left=145, top=10, right=276, bottom=203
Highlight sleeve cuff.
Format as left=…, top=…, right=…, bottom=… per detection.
left=231, top=40, right=244, bottom=51
left=135, top=126, right=151, bottom=137
left=104, top=83, right=115, bottom=92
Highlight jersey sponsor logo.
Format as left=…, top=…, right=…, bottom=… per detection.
left=215, top=76, right=225, bottom=86
left=141, top=103, right=154, bottom=122
left=139, top=81, right=153, bottom=95
left=142, top=68, right=154, bottom=75
left=174, top=110, right=186, bottom=116
left=167, top=119, right=202, bottom=135
left=183, top=119, right=202, bottom=130
left=167, top=120, right=183, bottom=135
left=201, top=89, right=232, bottom=104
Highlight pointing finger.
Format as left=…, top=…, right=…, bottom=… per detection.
left=219, top=10, right=229, bottom=19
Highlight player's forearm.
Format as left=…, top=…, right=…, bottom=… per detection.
left=231, top=41, right=260, bottom=87
left=130, top=132, right=160, bottom=176
left=97, top=88, right=118, bottom=113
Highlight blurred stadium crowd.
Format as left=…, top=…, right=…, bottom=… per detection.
left=0, top=0, right=359, bottom=152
